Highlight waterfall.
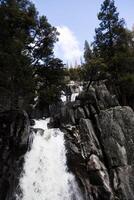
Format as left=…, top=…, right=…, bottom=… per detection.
left=61, top=84, right=83, bottom=103
left=16, top=119, right=83, bottom=200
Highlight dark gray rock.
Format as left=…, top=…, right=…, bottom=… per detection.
left=83, top=106, right=90, bottom=118
left=0, top=110, right=30, bottom=200
left=99, top=106, right=134, bottom=199
left=79, top=118, right=102, bottom=159
left=74, top=107, right=86, bottom=122
left=99, top=106, right=134, bottom=167
left=111, top=166, right=134, bottom=200
left=94, top=83, right=119, bottom=110
left=52, top=82, right=134, bottom=200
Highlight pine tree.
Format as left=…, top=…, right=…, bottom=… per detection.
left=83, top=41, right=107, bottom=90
left=30, top=15, right=59, bottom=67
left=93, top=0, right=126, bottom=67
left=33, top=16, right=65, bottom=111
left=0, top=0, right=65, bottom=111
left=84, top=40, right=92, bottom=64
left=0, top=0, right=37, bottom=109
left=36, top=58, right=65, bottom=107
left=93, top=0, right=134, bottom=106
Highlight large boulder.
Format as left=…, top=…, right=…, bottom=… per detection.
left=79, top=118, right=102, bottom=159
left=0, top=110, right=30, bottom=200
left=94, top=83, right=119, bottom=110
left=99, top=106, right=134, bottom=199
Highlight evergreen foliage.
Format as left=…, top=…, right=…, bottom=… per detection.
left=1, top=0, right=134, bottom=112
left=0, top=0, right=37, bottom=108
left=84, top=0, right=134, bottom=107
left=65, top=66, right=83, bottom=82
left=0, top=0, right=65, bottom=111
left=84, top=40, right=92, bottom=64
left=93, top=0, right=126, bottom=63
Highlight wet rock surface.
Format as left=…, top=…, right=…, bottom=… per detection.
left=0, top=81, right=134, bottom=200
left=0, top=110, right=30, bottom=200
left=52, top=81, right=134, bottom=200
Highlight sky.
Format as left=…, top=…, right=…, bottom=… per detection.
left=32, top=0, right=134, bottom=65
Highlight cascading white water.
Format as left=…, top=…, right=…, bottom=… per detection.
left=61, top=84, right=83, bottom=103
left=17, top=119, right=83, bottom=200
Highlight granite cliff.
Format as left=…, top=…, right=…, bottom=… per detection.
left=1, top=82, right=134, bottom=200
left=51, top=82, right=134, bottom=200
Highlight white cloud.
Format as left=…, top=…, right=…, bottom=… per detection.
left=54, top=26, right=83, bottom=66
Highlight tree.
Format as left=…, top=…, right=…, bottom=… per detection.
left=0, top=0, right=65, bottom=112
left=36, top=58, right=65, bottom=110
left=84, top=40, right=92, bottom=64
left=83, top=40, right=107, bottom=91
left=65, top=67, right=84, bottom=82
left=93, top=0, right=134, bottom=107
left=0, top=0, right=37, bottom=109
left=93, top=0, right=126, bottom=70
left=30, top=15, right=59, bottom=67
left=33, top=16, right=65, bottom=111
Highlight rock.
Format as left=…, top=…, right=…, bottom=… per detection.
left=77, top=86, right=97, bottom=106
left=99, top=106, right=134, bottom=199
left=87, top=154, right=102, bottom=171
left=68, top=108, right=76, bottom=124
left=59, top=103, right=76, bottom=125
left=111, top=166, right=134, bottom=200
left=87, top=155, right=113, bottom=199
left=72, top=100, right=81, bottom=108
left=51, top=82, right=134, bottom=200
left=33, top=128, right=44, bottom=135
left=99, top=106, right=134, bottom=167
left=94, top=83, right=119, bottom=110
left=79, top=118, right=102, bottom=159
left=30, top=119, right=35, bottom=126
left=83, top=106, right=90, bottom=118
left=0, top=110, right=30, bottom=200
left=74, top=107, right=86, bottom=122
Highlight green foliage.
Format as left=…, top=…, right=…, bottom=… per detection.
left=92, top=0, right=134, bottom=106
left=83, top=57, right=108, bottom=90
left=36, top=58, right=65, bottom=106
left=83, top=58, right=107, bottom=80
left=118, top=73, right=134, bottom=106
left=32, top=16, right=65, bottom=108
left=65, top=67, right=84, bottom=82
left=83, top=39, right=108, bottom=89
left=31, top=15, right=59, bottom=66
left=84, top=0, right=134, bottom=107
left=0, top=0, right=37, bottom=108
left=93, top=0, right=128, bottom=74
left=0, top=0, right=65, bottom=111
left=84, top=40, right=92, bottom=64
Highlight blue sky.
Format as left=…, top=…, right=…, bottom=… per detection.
left=32, top=0, right=134, bottom=65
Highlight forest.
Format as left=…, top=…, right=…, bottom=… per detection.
left=0, top=0, right=134, bottom=114
left=1, top=1, right=134, bottom=200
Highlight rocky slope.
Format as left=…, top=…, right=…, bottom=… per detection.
left=51, top=81, right=134, bottom=200
left=1, top=82, right=134, bottom=200
left=0, top=110, right=30, bottom=200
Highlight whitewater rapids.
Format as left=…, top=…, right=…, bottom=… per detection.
left=16, top=119, right=83, bottom=200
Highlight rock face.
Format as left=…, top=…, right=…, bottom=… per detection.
left=0, top=110, right=30, bottom=200
left=99, top=106, right=134, bottom=200
left=52, top=81, right=134, bottom=200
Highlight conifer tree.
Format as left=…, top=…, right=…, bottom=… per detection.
left=84, top=40, right=92, bottom=64
left=0, top=0, right=65, bottom=111
left=93, top=0, right=127, bottom=69
left=93, top=0, right=134, bottom=106
left=0, top=0, right=37, bottom=109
